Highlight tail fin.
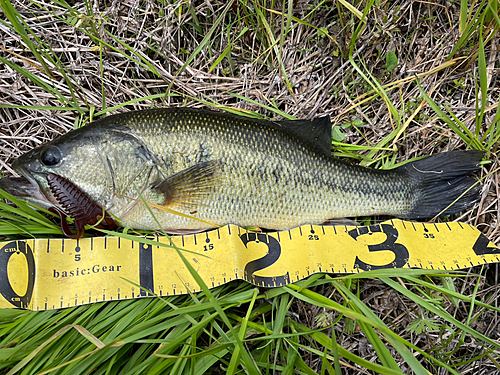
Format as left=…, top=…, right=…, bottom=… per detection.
left=397, top=150, right=484, bottom=219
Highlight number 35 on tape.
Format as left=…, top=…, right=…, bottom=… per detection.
left=0, top=219, right=499, bottom=311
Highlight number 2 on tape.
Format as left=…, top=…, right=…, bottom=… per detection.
left=240, top=232, right=290, bottom=286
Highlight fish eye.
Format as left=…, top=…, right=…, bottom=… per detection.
left=40, top=146, right=62, bottom=167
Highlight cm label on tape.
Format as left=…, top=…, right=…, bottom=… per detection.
left=0, top=220, right=499, bottom=311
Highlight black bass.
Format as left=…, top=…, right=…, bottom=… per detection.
left=0, top=108, right=483, bottom=237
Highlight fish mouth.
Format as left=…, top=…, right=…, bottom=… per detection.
left=12, top=159, right=41, bottom=188
left=0, top=175, right=54, bottom=210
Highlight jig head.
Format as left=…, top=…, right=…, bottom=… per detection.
left=47, top=173, right=116, bottom=239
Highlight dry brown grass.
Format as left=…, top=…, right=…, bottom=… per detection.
left=3, top=0, right=497, bottom=237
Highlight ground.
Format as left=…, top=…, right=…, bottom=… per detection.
left=0, top=0, right=499, bottom=374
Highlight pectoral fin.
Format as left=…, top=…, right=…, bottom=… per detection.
left=154, top=160, right=221, bottom=211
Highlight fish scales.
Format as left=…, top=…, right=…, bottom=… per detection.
left=3, top=107, right=483, bottom=235
left=108, top=108, right=412, bottom=230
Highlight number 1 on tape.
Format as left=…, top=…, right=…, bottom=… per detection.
left=0, top=219, right=498, bottom=311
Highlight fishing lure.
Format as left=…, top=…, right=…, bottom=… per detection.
left=47, top=173, right=116, bottom=239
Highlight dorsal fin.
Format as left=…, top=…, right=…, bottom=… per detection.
left=275, top=116, right=332, bottom=155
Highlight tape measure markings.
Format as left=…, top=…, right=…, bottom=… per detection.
left=0, top=219, right=499, bottom=311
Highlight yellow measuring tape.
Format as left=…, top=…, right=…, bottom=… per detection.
left=1, top=219, right=498, bottom=311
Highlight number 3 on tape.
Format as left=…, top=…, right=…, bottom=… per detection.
left=349, top=224, right=410, bottom=271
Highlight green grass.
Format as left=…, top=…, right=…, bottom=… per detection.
left=0, top=0, right=499, bottom=373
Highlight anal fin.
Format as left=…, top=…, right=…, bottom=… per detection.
left=322, top=218, right=360, bottom=226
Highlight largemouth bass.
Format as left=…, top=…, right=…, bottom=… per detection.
left=0, top=108, right=483, bottom=237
